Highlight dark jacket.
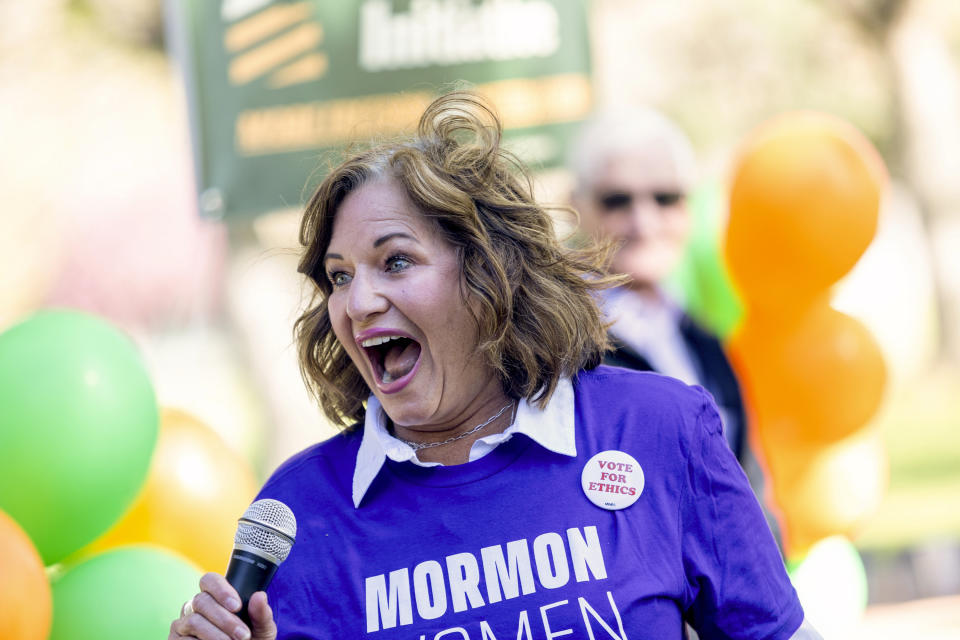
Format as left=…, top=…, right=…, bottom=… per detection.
left=603, top=314, right=747, bottom=462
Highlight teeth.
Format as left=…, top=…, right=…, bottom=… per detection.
left=382, top=370, right=395, bottom=384
left=360, top=335, right=405, bottom=348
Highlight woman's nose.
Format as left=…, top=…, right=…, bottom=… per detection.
left=345, top=268, right=388, bottom=321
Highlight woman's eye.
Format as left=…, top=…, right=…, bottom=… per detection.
left=386, top=256, right=412, bottom=272
left=328, top=271, right=351, bottom=287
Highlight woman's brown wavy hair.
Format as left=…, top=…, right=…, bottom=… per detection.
left=295, top=91, right=618, bottom=427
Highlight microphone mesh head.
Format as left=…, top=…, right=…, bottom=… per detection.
left=234, top=499, right=297, bottom=563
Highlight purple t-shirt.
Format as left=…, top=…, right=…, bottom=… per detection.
left=258, top=366, right=804, bottom=639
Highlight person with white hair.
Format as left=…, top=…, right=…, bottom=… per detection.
left=569, top=107, right=747, bottom=463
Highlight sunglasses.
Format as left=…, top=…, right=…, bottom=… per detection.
left=596, top=190, right=685, bottom=211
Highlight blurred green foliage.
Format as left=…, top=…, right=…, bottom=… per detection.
left=857, top=368, right=960, bottom=549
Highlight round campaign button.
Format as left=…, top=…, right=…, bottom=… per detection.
left=580, top=450, right=644, bottom=510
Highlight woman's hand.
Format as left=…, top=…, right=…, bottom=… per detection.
left=169, top=572, right=277, bottom=640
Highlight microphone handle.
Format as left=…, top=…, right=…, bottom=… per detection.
left=225, top=548, right=280, bottom=625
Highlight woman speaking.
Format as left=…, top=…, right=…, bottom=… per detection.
left=170, top=92, right=818, bottom=639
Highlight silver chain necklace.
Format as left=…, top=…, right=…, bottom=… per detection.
left=395, top=401, right=515, bottom=451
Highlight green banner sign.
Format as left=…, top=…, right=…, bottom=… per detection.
left=168, top=0, right=593, bottom=220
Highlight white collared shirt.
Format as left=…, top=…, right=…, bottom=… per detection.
left=601, top=286, right=701, bottom=386
left=351, top=378, right=577, bottom=507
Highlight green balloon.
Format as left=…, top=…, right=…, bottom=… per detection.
left=665, top=181, right=744, bottom=339
left=787, top=536, right=868, bottom=636
left=0, top=311, right=158, bottom=565
left=50, top=546, right=201, bottom=640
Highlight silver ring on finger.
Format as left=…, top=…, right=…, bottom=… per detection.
left=182, top=599, right=194, bottom=617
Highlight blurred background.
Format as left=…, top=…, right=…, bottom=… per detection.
left=1, top=0, right=958, bottom=637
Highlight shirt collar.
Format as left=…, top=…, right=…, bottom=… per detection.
left=351, top=378, right=576, bottom=508
left=601, top=286, right=701, bottom=385
left=601, top=285, right=685, bottom=324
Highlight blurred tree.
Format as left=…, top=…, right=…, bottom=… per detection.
left=70, top=0, right=164, bottom=48
left=824, top=0, right=960, bottom=363
left=592, top=0, right=896, bottom=158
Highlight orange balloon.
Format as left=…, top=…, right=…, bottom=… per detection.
left=89, top=408, right=257, bottom=572
left=724, top=112, right=886, bottom=311
left=0, top=509, right=52, bottom=640
left=729, top=301, right=886, bottom=444
left=762, top=429, right=888, bottom=556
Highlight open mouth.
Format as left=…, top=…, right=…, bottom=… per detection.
left=360, top=335, right=422, bottom=387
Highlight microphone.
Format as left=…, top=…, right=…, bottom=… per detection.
left=225, top=498, right=297, bottom=624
